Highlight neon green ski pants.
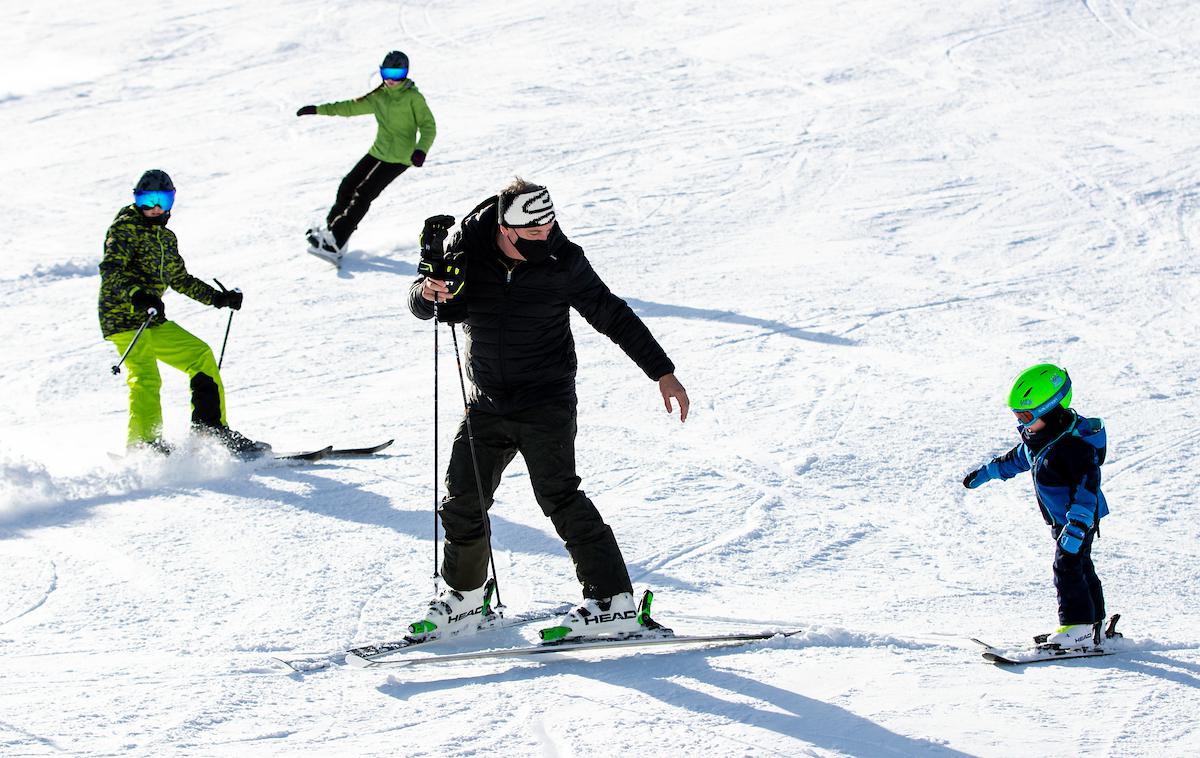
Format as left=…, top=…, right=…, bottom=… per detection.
left=107, top=321, right=228, bottom=446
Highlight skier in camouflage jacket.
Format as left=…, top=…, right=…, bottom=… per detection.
left=99, top=169, right=263, bottom=455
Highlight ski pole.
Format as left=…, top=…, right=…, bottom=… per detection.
left=217, top=310, right=234, bottom=370
left=432, top=295, right=441, bottom=593
left=213, top=278, right=239, bottom=369
left=448, top=320, right=504, bottom=610
left=111, top=308, right=157, bottom=375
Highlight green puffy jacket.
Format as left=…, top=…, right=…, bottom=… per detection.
left=316, top=79, right=437, bottom=165
left=98, top=205, right=219, bottom=338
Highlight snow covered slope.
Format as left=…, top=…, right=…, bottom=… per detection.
left=3, top=0, right=1199, bottom=755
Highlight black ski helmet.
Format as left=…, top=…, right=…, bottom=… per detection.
left=381, top=50, right=409, bottom=70
left=134, top=169, right=175, bottom=193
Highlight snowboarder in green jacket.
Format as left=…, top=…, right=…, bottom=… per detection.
left=99, top=169, right=268, bottom=457
left=297, top=50, right=437, bottom=264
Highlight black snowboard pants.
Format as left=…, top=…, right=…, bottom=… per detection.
left=438, top=401, right=634, bottom=600
left=326, top=153, right=407, bottom=248
left=1051, top=524, right=1106, bottom=625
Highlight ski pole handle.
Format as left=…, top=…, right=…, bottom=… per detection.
left=111, top=308, right=157, bottom=375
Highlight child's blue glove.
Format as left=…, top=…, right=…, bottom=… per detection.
left=1058, top=502, right=1095, bottom=554
left=1058, top=522, right=1087, bottom=554
left=962, top=461, right=999, bottom=489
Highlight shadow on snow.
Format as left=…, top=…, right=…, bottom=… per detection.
left=377, top=649, right=972, bottom=756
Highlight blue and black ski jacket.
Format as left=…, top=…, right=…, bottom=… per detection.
left=985, top=409, right=1110, bottom=527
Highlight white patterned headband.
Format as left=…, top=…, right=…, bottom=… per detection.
left=500, top=186, right=556, bottom=227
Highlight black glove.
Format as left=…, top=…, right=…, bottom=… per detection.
left=418, top=257, right=465, bottom=298
left=410, top=149, right=426, bottom=167
left=131, top=290, right=165, bottom=318
left=296, top=105, right=317, bottom=116
left=211, top=278, right=243, bottom=310
left=212, top=290, right=243, bottom=310
left=420, top=214, right=455, bottom=262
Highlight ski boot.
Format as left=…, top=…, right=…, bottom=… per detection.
left=130, top=437, right=174, bottom=456
left=539, top=589, right=670, bottom=643
left=306, top=227, right=343, bottom=265
left=194, top=423, right=272, bottom=459
left=1035, top=614, right=1121, bottom=652
left=1038, top=623, right=1100, bottom=650
left=407, top=578, right=497, bottom=642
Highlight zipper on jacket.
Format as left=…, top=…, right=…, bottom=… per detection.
left=497, top=256, right=517, bottom=388
left=156, top=228, right=167, bottom=290
left=501, top=258, right=520, bottom=284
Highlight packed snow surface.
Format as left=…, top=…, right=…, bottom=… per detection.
left=2, top=1, right=1199, bottom=756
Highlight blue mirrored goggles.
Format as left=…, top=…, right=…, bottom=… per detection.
left=380, top=67, right=408, bottom=81
left=134, top=190, right=175, bottom=211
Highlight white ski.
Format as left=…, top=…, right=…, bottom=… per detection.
left=352, top=628, right=804, bottom=670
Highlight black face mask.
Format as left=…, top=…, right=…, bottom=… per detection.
left=139, top=209, right=171, bottom=226
left=511, top=224, right=564, bottom=263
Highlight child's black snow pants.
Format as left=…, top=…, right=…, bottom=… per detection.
left=1051, top=524, right=1106, bottom=625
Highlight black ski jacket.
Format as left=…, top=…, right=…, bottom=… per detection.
left=408, top=197, right=674, bottom=414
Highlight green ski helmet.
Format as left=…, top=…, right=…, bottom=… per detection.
left=1007, top=363, right=1072, bottom=426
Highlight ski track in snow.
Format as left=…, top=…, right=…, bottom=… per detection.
left=3, top=0, right=1200, bottom=756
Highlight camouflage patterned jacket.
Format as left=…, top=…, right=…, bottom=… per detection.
left=98, top=205, right=219, bottom=337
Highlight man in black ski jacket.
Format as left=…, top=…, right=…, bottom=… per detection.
left=407, top=178, right=689, bottom=641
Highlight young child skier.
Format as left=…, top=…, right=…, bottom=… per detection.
left=962, top=363, right=1111, bottom=648
left=296, top=50, right=437, bottom=265
left=99, top=169, right=269, bottom=457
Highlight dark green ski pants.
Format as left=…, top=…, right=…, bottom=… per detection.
left=438, top=401, right=633, bottom=599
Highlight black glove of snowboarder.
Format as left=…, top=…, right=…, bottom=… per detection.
left=211, top=278, right=243, bottom=310
left=296, top=105, right=317, bottom=116
left=410, top=149, right=426, bottom=167
left=131, top=290, right=165, bottom=318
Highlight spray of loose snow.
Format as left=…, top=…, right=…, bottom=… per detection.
left=0, top=443, right=240, bottom=526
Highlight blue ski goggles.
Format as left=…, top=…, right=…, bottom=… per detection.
left=380, top=66, right=408, bottom=81
left=134, top=190, right=176, bottom=211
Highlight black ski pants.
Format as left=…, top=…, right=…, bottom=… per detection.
left=1051, top=524, right=1105, bottom=625
left=438, top=401, right=634, bottom=600
left=326, top=154, right=407, bottom=248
